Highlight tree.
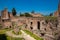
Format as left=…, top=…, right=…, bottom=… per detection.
left=20, top=12, right=32, bottom=17
left=12, top=8, right=16, bottom=16
left=24, top=12, right=32, bottom=17
left=49, top=13, right=53, bottom=16
left=31, top=10, right=35, bottom=13
left=20, top=13, right=25, bottom=17
left=20, top=12, right=25, bottom=16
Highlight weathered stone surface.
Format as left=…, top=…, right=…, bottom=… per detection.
left=1, top=2, right=60, bottom=40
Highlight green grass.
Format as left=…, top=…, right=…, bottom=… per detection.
left=0, top=29, right=23, bottom=40
left=24, top=30, right=43, bottom=40
left=7, top=36, right=24, bottom=40
left=12, top=30, right=22, bottom=35
left=19, top=31, right=22, bottom=35
left=0, top=30, right=7, bottom=34
left=0, top=28, right=12, bottom=34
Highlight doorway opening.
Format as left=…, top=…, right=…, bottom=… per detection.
left=37, top=21, right=40, bottom=30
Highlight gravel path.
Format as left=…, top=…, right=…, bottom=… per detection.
left=21, top=30, right=36, bottom=40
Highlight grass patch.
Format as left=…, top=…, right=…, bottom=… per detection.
left=19, top=31, right=22, bottom=35
left=0, top=30, right=7, bottom=34
left=12, top=30, right=22, bottom=35
left=4, top=28, right=12, bottom=31
left=7, top=36, right=24, bottom=40
left=0, top=28, right=12, bottom=34
left=24, top=30, right=43, bottom=40
left=0, top=30, right=23, bottom=40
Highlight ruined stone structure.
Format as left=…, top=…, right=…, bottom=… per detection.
left=0, top=8, right=44, bottom=31
left=54, top=0, right=60, bottom=17
left=0, top=1, right=60, bottom=40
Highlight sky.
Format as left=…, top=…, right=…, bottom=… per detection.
left=0, top=0, right=59, bottom=15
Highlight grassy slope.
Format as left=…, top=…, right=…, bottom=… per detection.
left=0, top=30, right=6, bottom=34
left=0, top=30, right=23, bottom=40
left=24, top=30, right=43, bottom=40
left=7, top=36, right=23, bottom=40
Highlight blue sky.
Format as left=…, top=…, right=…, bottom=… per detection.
left=0, top=0, right=59, bottom=15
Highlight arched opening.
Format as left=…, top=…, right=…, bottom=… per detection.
left=30, top=26, right=33, bottom=30
left=2, top=20, right=4, bottom=22
left=10, top=26, right=11, bottom=28
left=31, top=22, right=33, bottom=25
left=30, top=22, right=33, bottom=30
left=37, top=21, right=40, bottom=30
left=59, top=12, right=60, bottom=17
left=25, top=24, right=27, bottom=28
left=41, top=33, right=45, bottom=36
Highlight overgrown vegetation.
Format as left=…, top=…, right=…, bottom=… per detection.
left=24, top=30, right=43, bottom=40
left=12, top=30, right=22, bottom=35
left=12, top=8, right=16, bottom=16
left=7, top=36, right=24, bottom=40
left=0, top=30, right=7, bottom=34
left=20, top=13, right=32, bottom=17
left=0, top=30, right=23, bottom=40
left=44, top=16, right=57, bottom=23
left=45, top=16, right=57, bottom=21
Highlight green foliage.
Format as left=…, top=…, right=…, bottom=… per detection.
left=45, top=16, right=57, bottom=21
left=25, top=13, right=32, bottom=17
left=12, top=22, right=17, bottom=28
left=49, top=13, right=53, bottom=16
left=12, top=30, right=22, bottom=35
left=24, top=30, right=43, bottom=40
left=20, top=13, right=32, bottom=17
left=4, top=28, right=11, bottom=31
left=7, top=36, right=23, bottom=40
left=31, top=10, right=35, bottom=13
left=0, top=30, right=23, bottom=40
left=19, top=31, right=22, bottom=35
left=12, top=30, right=16, bottom=34
left=0, top=30, right=6, bottom=34
left=12, top=8, right=16, bottom=16
left=20, top=13, right=25, bottom=16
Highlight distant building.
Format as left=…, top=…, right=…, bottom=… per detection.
left=31, top=13, right=43, bottom=17
left=54, top=1, right=60, bottom=17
